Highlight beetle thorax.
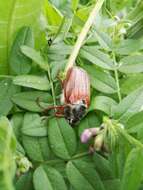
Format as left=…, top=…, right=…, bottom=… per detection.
left=64, top=100, right=87, bottom=125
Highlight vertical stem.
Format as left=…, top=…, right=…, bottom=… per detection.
left=65, top=0, right=105, bottom=73
left=47, top=68, right=56, bottom=106
left=112, top=18, right=122, bottom=102
left=113, top=52, right=122, bottom=102
left=43, top=53, right=56, bottom=106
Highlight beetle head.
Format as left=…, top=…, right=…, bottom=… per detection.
left=64, top=101, right=87, bottom=125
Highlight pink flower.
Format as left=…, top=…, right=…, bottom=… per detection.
left=81, top=129, right=92, bottom=143
left=80, top=128, right=99, bottom=143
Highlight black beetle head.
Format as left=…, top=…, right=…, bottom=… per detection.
left=64, top=102, right=86, bottom=125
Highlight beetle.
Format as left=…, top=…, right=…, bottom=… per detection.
left=38, top=66, right=90, bottom=125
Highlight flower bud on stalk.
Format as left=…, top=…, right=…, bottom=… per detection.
left=80, top=128, right=100, bottom=143
left=94, top=133, right=104, bottom=151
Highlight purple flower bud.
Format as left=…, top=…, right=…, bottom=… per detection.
left=80, top=129, right=92, bottom=143
left=80, top=128, right=99, bottom=143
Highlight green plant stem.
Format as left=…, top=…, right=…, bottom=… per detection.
left=112, top=26, right=122, bottom=102
left=112, top=52, right=122, bottom=102
left=65, top=0, right=105, bottom=73
left=106, top=9, right=122, bottom=103
left=43, top=159, right=65, bottom=165
left=70, top=151, right=90, bottom=160
left=43, top=51, right=56, bottom=106
left=47, top=67, right=56, bottom=106
left=40, top=151, right=90, bottom=165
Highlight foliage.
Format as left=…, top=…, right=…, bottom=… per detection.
left=0, top=117, right=16, bottom=190
left=0, top=0, right=44, bottom=74
left=0, top=0, right=143, bottom=190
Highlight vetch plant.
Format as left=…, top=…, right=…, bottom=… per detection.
left=80, top=128, right=99, bottom=143
left=0, top=0, right=143, bottom=190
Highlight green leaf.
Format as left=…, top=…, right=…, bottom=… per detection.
left=0, top=0, right=44, bottom=74
left=72, top=0, right=79, bottom=11
left=94, top=29, right=112, bottom=51
left=22, top=135, right=51, bottom=162
left=121, top=148, right=143, bottom=190
left=0, top=116, right=16, bottom=190
left=82, top=64, right=117, bottom=94
left=109, top=0, right=133, bottom=12
left=33, top=165, right=67, bottom=190
left=0, top=79, right=20, bottom=116
left=48, top=118, right=77, bottom=160
left=89, top=96, right=117, bottom=115
left=44, top=1, right=63, bottom=26
left=56, top=17, right=73, bottom=41
left=126, top=16, right=143, bottom=39
left=127, top=0, right=143, bottom=22
left=13, top=75, right=50, bottom=91
left=121, top=74, right=143, bottom=95
left=11, top=91, right=53, bottom=112
left=66, top=160, right=105, bottom=190
left=115, top=39, right=143, bottom=55
left=49, top=43, right=72, bottom=56
left=9, top=27, right=34, bottom=75
left=78, top=112, right=100, bottom=136
left=21, top=46, right=49, bottom=71
left=93, top=152, right=114, bottom=180
left=75, top=5, right=93, bottom=23
left=51, top=60, right=67, bottom=79
left=16, top=141, right=25, bottom=156
left=103, top=179, right=120, bottom=190
left=119, top=55, right=143, bottom=73
left=22, top=113, right=48, bottom=137
left=15, top=171, right=34, bottom=190
left=125, top=111, right=143, bottom=133
left=113, top=87, right=143, bottom=123
left=80, top=46, right=114, bottom=70
left=11, top=113, right=24, bottom=141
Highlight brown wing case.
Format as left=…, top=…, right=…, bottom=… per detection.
left=63, top=67, right=90, bottom=107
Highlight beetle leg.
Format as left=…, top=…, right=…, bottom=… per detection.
left=54, top=106, right=65, bottom=117
left=36, top=97, right=64, bottom=110
left=41, top=105, right=64, bottom=115
left=36, top=97, right=54, bottom=113
left=36, top=97, right=66, bottom=117
left=55, top=113, right=64, bottom=117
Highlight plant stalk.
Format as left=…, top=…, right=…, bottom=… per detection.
left=65, top=0, right=105, bottom=73
left=71, top=151, right=90, bottom=160
left=44, top=54, right=56, bottom=106
left=112, top=52, right=122, bottom=102
left=106, top=10, right=122, bottom=103
left=40, top=151, right=90, bottom=165
left=47, top=68, right=56, bottom=106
